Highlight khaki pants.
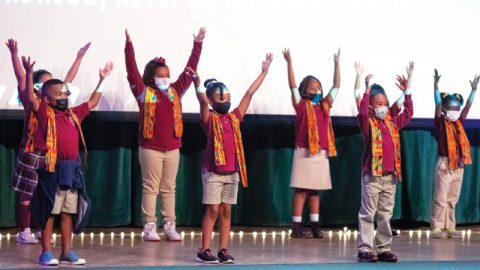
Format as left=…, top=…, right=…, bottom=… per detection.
left=431, top=157, right=464, bottom=230
left=358, top=174, right=397, bottom=253
left=139, top=147, right=180, bottom=224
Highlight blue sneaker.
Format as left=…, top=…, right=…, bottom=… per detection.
left=59, top=251, right=86, bottom=265
left=39, top=251, right=59, bottom=266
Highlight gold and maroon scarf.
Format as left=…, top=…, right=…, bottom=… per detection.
left=369, top=113, right=402, bottom=179
left=445, top=119, right=471, bottom=170
left=305, top=100, right=337, bottom=156
left=211, top=112, right=248, bottom=188
left=44, top=107, right=87, bottom=172
left=143, top=86, right=182, bottom=139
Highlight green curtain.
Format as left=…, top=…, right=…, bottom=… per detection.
left=1, top=116, right=479, bottom=228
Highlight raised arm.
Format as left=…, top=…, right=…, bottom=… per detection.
left=357, top=74, right=373, bottom=137
left=124, top=29, right=145, bottom=97
left=282, top=48, right=300, bottom=107
left=433, top=69, right=442, bottom=117
left=21, top=56, right=39, bottom=112
left=6, top=39, right=26, bottom=90
left=393, top=62, right=414, bottom=129
left=63, top=42, right=91, bottom=83
left=172, top=27, right=206, bottom=96
left=460, top=74, right=479, bottom=120
left=237, top=53, right=273, bottom=117
left=87, top=62, right=113, bottom=110
left=186, top=67, right=210, bottom=124
left=354, top=61, right=364, bottom=110
left=325, top=49, right=341, bottom=106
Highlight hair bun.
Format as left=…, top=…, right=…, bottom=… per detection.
left=204, top=78, right=217, bottom=89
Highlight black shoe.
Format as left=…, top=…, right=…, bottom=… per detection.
left=195, top=248, right=219, bottom=264
left=378, top=251, right=398, bottom=262
left=217, top=248, right=235, bottom=264
left=290, top=222, right=312, bottom=238
left=357, top=251, right=378, bottom=262
left=392, top=229, right=400, bottom=238
left=310, top=222, right=324, bottom=238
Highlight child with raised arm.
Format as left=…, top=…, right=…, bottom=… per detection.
left=282, top=48, right=340, bottom=238
left=190, top=53, right=273, bottom=264
left=124, top=28, right=205, bottom=241
left=357, top=63, right=414, bottom=263
left=6, top=39, right=90, bottom=244
left=430, top=69, right=478, bottom=239
left=22, top=56, right=113, bottom=266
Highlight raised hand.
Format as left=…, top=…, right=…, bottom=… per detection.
left=365, top=74, right=373, bottom=92
left=354, top=61, right=364, bottom=76
left=470, top=74, right=480, bottom=90
left=433, top=69, right=441, bottom=83
left=77, top=42, right=91, bottom=57
left=406, top=61, right=414, bottom=77
left=395, top=75, right=408, bottom=91
left=21, top=56, right=35, bottom=74
left=282, top=48, right=292, bottom=63
left=185, top=66, right=200, bottom=88
left=262, top=53, right=273, bottom=73
left=125, top=28, right=131, bottom=42
left=334, top=48, right=341, bottom=64
left=99, top=62, right=114, bottom=79
left=6, top=39, right=18, bottom=54
left=193, top=27, right=207, bottom=43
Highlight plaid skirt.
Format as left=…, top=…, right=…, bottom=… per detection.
left=11, top=148, right=45, bottom=199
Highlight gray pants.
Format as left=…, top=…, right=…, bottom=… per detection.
left=431, top=157, right=464, bottom=230
left=358, top=174, right=397, bottom=253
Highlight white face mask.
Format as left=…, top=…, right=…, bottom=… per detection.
left=154, top=77, right=171, bottom=91
left=374, top=106, right=388, bottom=120
left=445, top=110, right=461, bottom=122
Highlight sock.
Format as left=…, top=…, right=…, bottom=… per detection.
left=292, top=216, right=302, bottom=223
left=310, top=214, right=319, bottom=222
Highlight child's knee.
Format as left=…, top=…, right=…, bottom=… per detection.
left=206, top=205, right=219, bottom=219
left=219, top=205, right=232, bottom=219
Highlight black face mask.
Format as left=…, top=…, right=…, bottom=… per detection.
left=213, top=101, right=231, bottom=114
left=54, top=98, right=69, bottom=111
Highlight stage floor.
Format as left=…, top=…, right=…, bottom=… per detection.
left=0, top=226, right=479, bottom=269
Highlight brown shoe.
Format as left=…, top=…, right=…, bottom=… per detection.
left=357, top=251, right=378, bottom=262
left=377, top=251, right=398, bottom=262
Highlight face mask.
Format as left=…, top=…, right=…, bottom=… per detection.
left=445, top=110, right=461, bottom=122
left=309, top=92, right=323, bottom=104
left=374, top=105, right=388, bottom=120
left=54, top=98, right=69, bottom=111
left=213, top=101, right=231, bottom=114
left=154, top=77, right=171, bottom=91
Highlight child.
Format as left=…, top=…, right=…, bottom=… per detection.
left=190, top=53, right=273, bottom=264
left=430, top=69, right=478, bottom=238
left=22, top=56, right=113, bottom=266
left=354, top=62, right=403, bottom=238
left=124, top=28, right=205, bottom=241
left=281, top=48, right=340, bottom=238
left=354, top=62, right=404, bottom=115
left=6, top=39, right=90, bottom=244
left=357, top=62, right=414, bottom=263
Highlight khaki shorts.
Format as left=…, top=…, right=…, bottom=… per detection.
left=51, top=188, right=78, bottom=214
left=202, top=171, right=239, bottom=205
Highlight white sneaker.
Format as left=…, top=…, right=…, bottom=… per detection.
left=36, top=230, right=55, bottom=244
left=447, top=229, right=462, bottom=239
left=430, top=228, right=446, bottom=239
left=16, top=228, right=38, bottom=244
left=163, top=222, right=182, bottom=241
left=143, top=222, right=161, bottom=241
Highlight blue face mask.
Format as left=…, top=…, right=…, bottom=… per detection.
left=309, top=92, right=323, bottom=104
